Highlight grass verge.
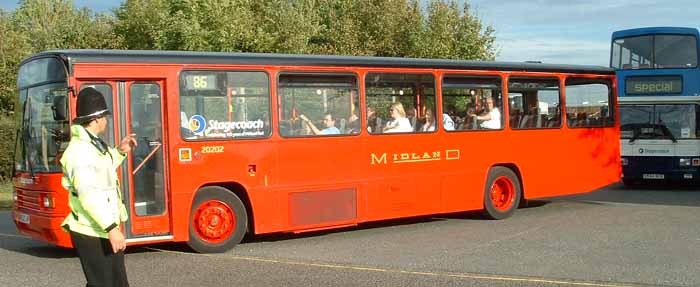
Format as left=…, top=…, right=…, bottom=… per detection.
left=0, top=180, right=12, bottom=209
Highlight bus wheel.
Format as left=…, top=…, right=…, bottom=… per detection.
left=188, top=186, right=248, bottom=253
left=482, top=167, right=521, bottom=220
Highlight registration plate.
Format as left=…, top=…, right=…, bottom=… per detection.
left=16, top=213, right=30, bottom=224
left=643, top=174, right=665, bottom=179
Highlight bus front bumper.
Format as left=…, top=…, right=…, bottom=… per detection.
left=12, top=208, right=73, bottom=248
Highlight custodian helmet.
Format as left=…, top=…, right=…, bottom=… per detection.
left=74, top=87, right=111, bottom=124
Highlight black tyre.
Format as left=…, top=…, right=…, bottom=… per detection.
left=481, top=167, right=521, bottom=220
left=187, top=186, right=248, bottom=253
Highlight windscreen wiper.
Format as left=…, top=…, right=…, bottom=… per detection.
left=627, top=123, right=677, bottom=143
left=658, top=124, right=677, bottom=143
left=628, top=129, right=640, bottom=143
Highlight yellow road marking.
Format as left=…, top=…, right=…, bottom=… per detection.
left=144, top=247, right=637, bottom=287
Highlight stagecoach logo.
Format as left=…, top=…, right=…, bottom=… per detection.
left=189, top=115, right=207, bottom=134
left=371, top=149, right=461, bottom=165
left=638, top=148, right=670, bottom=154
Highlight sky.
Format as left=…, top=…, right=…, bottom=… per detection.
left=1, top=0, right=698, bottom=67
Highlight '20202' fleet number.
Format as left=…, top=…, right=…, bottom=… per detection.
left=201, top=146, right=224, bottom=154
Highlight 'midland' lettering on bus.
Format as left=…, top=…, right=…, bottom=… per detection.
left=371, top=151, right=445, bottom=165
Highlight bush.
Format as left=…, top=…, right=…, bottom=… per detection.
left=0, top=114, right=15, bottom=181
left=0, top=181, right=12, bottom=209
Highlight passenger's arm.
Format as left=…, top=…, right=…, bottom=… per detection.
left=300, top=115, right=322, bottom=135
left=476, top=113, right=492, bottom=121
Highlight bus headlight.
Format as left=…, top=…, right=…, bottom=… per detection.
left=42, top=195, right=54, bottom=209
left=621, top=158, right=629, bottom=166
left=679, top=158, right=691, bottom=167
left=13, top=190, right=18, bottom=202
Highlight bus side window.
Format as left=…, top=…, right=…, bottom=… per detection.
left=179, top=71, right=271, bottom=140
left=277, top=73, right=359, bottom=137
left=508, top=78, right=560, bottom=129
left=441, top=75, right=502, bottom=131
left=365, top=73, right=436, bottom=134
left=564, top=78, right=614, bottom=128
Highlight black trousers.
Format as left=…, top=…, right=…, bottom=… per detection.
left=70, top=231, right=129, bottom=287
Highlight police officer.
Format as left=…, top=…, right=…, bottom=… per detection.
left=61, top=87, right=137, bottom=287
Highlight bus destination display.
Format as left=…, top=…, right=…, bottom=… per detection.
left=184, top=74, right=218, bottom=90
left=625, top=76, right=682, bottom=95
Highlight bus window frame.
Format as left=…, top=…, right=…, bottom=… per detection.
left=610, top=33, right=699, bottom=70
left=506, top=76, right=562, bottom=131
left=363, top=71, right=438, bottom=136
left=178, top=69, right=273, bottom=142
left=440, top=73, right=504, bottom=133
left=653, top=34, right=699, bottom=69
left=17, top=56, right=68, bottom=90
left=15, top=56, right=70, bottom=174
left=564, top=76, right=615, bottom=129
left=276, top=71, right=361, bottom=138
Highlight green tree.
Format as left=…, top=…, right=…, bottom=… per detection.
left=113, top=0, right=173, bottom=50
left=251, top=0, right=320, bottom=54
left=420, top=0, right=495, bottom=60
left=456, top=2, right=496, bottom=60
left=0, top=9, right=30, bottom=114
left=309, top=0, right=495, bottom=59
left=396, top=0, right=425, bottom=58
left=311, top=0, right=368, bottom=55
left=115, top=0, right=319, bottom=53
left=12, top=0, right=124, bottom=51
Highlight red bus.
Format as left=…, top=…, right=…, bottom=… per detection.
left=12, top=50, right=620, bottom=253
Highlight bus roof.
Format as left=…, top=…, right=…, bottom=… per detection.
left=612, top=27, right=699, bottom=39
left=23, top=49, right=614, bottom=75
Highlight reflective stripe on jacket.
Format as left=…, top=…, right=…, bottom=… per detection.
left=61, top=125, right=128, bottom=238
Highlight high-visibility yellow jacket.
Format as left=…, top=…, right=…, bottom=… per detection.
left=61, top=125, right=128, bottom=239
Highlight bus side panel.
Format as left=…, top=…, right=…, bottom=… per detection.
left=271, top=136, right=364, bottom=232
left=516, top=127, right=620, bottom=199
left=439, top=131, right=500, bottom=213
left=363, top=134, right=443, bottom=222
left=168, top=139, right=278, bottom=236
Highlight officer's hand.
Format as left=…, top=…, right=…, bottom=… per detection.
left=108, top=228, right=126, bottom=253
left=118, top=134, right=137, bottom=154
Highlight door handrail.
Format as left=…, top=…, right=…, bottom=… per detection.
left=132, top=141, right=162, bottom=175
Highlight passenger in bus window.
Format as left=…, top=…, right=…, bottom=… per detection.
left=407, top=107, right=418, bottom=131
left=420, top=109, right=436, bottom=132
left=346, top=109, right=360, bottom=134
left=366, top=106, right=378, bottom=133
left=299, top=113, right=341, bottom=135
left=383, top=102, right=413, bottom=133
left=442, top=113, right=456, bottom=131
left=470, top=96, right=501, bottom=129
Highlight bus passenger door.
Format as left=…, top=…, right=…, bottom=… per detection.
left=120, top=81, right=171, bottom=240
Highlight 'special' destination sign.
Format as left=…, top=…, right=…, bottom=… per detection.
left=625, top=76, right=682, bottom=95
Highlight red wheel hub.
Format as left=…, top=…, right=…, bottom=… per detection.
left=193, top=200, right=235, bottom=244
left=490, top=176, right=515, bottom=211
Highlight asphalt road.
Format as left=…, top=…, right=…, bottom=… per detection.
left=1, top=183, right=699, bottom=287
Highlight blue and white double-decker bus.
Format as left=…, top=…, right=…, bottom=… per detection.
left=611, top=27, right=700, bottom=185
